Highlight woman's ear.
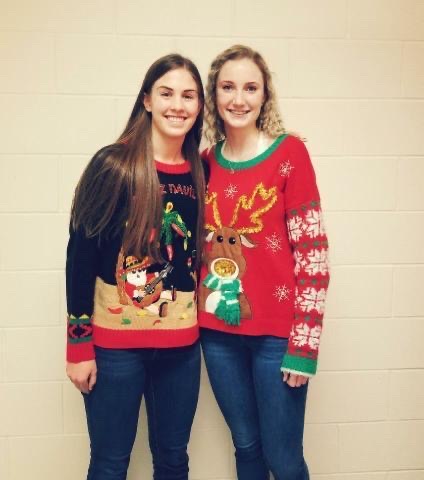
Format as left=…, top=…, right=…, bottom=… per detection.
left=143, top=93, right=152, bottom=112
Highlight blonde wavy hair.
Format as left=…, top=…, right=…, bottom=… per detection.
left=204, top=45, right=286, bottom=145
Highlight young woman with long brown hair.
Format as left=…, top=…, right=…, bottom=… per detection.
left=198, top=45, right=330, bottom=479
left=66, top=54, right=206, bottom=480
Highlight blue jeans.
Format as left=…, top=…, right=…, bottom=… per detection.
left=83, top=341, right=201, bottom=480
left=200, top=328, right=309, bottom=480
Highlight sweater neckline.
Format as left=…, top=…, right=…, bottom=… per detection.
left=215, top=134, right=288, bottom=171
left=155, top=159, right=191, bottom=174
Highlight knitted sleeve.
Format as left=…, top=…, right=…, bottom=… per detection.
left=280, top=137, right=330, bottom=377
left=66, top=226, right=100, bottom=363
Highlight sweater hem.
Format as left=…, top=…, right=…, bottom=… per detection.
left=199, top=313, right=291, bottom=338
left=93, top=324, right=199, bottom=349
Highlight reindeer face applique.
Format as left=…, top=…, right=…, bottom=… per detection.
left=200, top=226, right=255, bottom=325
left=199, top=183, right=278, bottom=326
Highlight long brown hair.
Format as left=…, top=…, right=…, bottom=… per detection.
left=204, top=44, right=286, bottom=145
left=71, top=54, right=205, bottom=264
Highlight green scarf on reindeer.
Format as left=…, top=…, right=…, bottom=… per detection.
left=203, top=273, right=241, bottom=326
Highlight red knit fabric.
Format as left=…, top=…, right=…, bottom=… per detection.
left=198, top=135, right=329, bottom=376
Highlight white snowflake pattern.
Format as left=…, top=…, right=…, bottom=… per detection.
left=293, top=251, right=307, bottom=275
left=297, top=287, right=326, bottom=314
left=265, top=232, right=283, bottom=253
left=305, top=249, right=329, bottom=276
left=273, top=284, right=291, bottom=302
left=304, top=209, right=325, bottom=238
left=287, top=216, right=303, bottom=242
left=290, top=323, right=322, bottom=350
left=279, top=160, right=294, bottom=177
left=224, top=183, right=238, bottom=199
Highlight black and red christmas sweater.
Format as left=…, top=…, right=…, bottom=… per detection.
left=198, top=134, right=330, bottom=377
left=66, top=155, right=199, bottom=363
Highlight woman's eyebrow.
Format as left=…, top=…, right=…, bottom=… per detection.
left=157, top=86, right=197, bottom=93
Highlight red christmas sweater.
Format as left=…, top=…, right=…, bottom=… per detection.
left=198, top=134, right=329, bottom=376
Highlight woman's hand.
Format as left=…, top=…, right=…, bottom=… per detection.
left=66, top=360, right=97, bottom=394
left=283, top=372, right=309, bottom=388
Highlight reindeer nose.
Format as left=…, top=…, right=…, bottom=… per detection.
left=212, top=258, right=238, bottom=278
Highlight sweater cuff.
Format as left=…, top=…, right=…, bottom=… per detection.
left=281, top=353, right=317, bottom=376
left=66, top=313, right=95, bottom=363
left=66, top=340, right=95, bottom=363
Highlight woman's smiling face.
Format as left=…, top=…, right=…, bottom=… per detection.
left=216, top=58, right=265, bottom=133
left=144, top=67, right=201, bottom=141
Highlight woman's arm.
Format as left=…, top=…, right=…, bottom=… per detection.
left=280, top=137, right=330, bottom=381
left=66, top=226, right=100, bottom=363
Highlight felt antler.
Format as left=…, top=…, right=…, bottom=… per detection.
left=229, top=183, right=278, bottom=234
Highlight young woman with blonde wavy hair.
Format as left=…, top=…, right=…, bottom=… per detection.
left=198, top=45, right=330, bottom=480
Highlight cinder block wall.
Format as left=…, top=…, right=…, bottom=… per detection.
left=1, top=1, right=423, bottom=479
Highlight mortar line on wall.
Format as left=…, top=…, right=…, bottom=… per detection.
left=4, top=433, right=88, bottom=440
left=60, top=381, right=65, bottom=434
left=328, top=263, right=424, bottom=267
left=320, top=368, right=424, bottom=373
left=52, top=32, right=58, bottom=95
left=306, top=418, right=424, bottom=426
left=324, top=315, right=424, bottom=320
left=4, top=28, right=424, bottom=42
left=400, top=40, right=406, bottom=98
left=0, top=380, right=70, bottom=386
left=113, top=0, right=118, bottom=34
left=5, top=209, right=424, bottom=215
left=4, top=153, right=424, bottom=158
left=336, top=422, right=341, bottom=473
left=0, top=331, right=5, bottom=382
left=3, top=92, right=424, bottom=101
left=390, top=262, right=395, bottom=320
left=9, top=264, right=424, bottom=271
left=281, top=96, right=424, bottom=101
left=395, top=156, right=401, bottom=212
left=386, top=369, right=393, bottom=422
left=318, top=370, right=424, bottom=376
left=4, top=436, right=10, bottom=479
left=101, top=33, right=424, bottom=42
left=330, top=264, right=422, bottom=269
left=229, top=0, right=236, bottom=36
left=345, top=0, right=350, bottom=40
left=328, top=419, right=424, bottom=427
left=56, top=154, right=62, bottom=213
left=0, top=325, right=65, bottom=331
left=326, top=316, right=424, bottom=322
left=0, top=269, right=64, bottom=273
left=287, top=38, right=293, bottom=98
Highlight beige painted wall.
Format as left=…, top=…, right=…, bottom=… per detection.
left=1, top=0, right=424, bottom=479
